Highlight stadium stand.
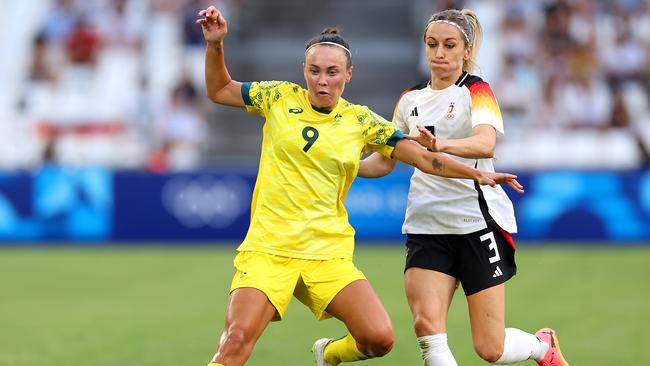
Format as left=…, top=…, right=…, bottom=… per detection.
left=1, top=0, right=649, bottom=170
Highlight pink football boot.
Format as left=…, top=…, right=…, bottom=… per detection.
left=535, top=328, right=569, bottom=366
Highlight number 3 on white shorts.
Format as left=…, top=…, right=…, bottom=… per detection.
left=480, top=232, right=501, bottom=264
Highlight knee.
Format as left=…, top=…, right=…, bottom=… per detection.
left=366, top=332, right=394, bottom=357
left=473, top=339, right=504, bottom=363
left=219, top=323, right=255, bottom=355
left=412, top=312, right=445, bottom=337
left=357, top=325, right=394, bottom=357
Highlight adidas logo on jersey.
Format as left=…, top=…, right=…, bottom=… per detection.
left=493, top=266, right=503, bottom=278
left=410, top=107, right=419, bottom=117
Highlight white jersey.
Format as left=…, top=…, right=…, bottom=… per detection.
left=393, top=72, right=517, bottom=235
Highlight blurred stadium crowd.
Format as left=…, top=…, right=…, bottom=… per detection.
left=1, top=0, right=649, bottom=171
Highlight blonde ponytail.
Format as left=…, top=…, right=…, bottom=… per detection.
left=460, top=9, right=482, bottom=73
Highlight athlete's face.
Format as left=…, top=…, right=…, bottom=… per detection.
left=424, top=23, right=471, bottom=80
left=303, top=45, right=352, bottom=109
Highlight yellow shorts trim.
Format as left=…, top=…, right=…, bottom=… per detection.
left=230, top=251, right=366, bottom=321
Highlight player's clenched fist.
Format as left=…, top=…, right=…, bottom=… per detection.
left=196, top=6, right=228, bottom=44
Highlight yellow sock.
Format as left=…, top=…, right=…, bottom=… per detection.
left=324, top=334, right=369, bottom=363
left=207, top=363, right=224, bottom=366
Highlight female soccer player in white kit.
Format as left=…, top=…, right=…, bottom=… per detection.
left=359, top=8, right=569, bottom=366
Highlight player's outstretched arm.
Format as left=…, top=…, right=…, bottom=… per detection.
left=392, top=139, right=523, bottom=192
left=358, top=153, right=398, bottom=178
left=197, top=6, right=244, bottom=107
left=406, top=124, right=496, bottom=158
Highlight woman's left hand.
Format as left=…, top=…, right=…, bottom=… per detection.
left=485, top=172, right=525, bottom=193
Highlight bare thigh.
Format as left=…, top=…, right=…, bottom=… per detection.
left=404, top=267, right=457, bottom=336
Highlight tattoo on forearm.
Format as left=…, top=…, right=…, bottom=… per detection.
left=431, top=159, right=444, bottom=172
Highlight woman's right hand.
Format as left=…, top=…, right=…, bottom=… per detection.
left=196, top=6, right=228, bottom=44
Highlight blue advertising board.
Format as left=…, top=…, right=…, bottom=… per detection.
left=0, top=166, right=648, bottom=243
left=511, top=171, right=650, bottom=241
left=0, top=165, right=112, bottom=241
left=113, top=170, right=255, bottom=241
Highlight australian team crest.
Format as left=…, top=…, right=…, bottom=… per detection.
left=333, top=113, right=342, bottom=126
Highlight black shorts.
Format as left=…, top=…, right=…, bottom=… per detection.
left=404, top=222, right=517, bottom=296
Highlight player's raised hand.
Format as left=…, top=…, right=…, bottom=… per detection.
left=196, top=6, right=228, bottom=44
left=485, top=172, right=525, bottom=193
left=406, top=124, right=442, bottom=152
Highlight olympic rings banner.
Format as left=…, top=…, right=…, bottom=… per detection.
left=0, top=166, right=648, bottom=243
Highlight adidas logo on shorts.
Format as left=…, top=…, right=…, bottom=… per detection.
left=492, top=266, right=503, bottom=278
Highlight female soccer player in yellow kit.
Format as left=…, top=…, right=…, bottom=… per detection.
left=196, top=6, right=523, bottom=366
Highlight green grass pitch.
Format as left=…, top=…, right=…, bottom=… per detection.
left=1, top=244, right=648, bottom=365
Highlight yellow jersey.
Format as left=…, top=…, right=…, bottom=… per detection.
left=237, top=80, right=404, bottom=260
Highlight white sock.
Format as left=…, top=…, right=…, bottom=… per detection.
left=493, top=328, right=549, bottom=364
left=418, top=333, right=458, bottom=366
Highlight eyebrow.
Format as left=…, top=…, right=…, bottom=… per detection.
left=426, top=37, right=459, bottom=42
left=308, top=64, right=341, bottom=70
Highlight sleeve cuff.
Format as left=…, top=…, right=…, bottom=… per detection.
left=241, top=82, right=252, bottom=106
left=386, top=130, right=405, bottom=147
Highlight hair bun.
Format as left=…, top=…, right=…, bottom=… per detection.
left=305, top=27, right=352, bottom=66
left=321, top=27, right=340, bottom=35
